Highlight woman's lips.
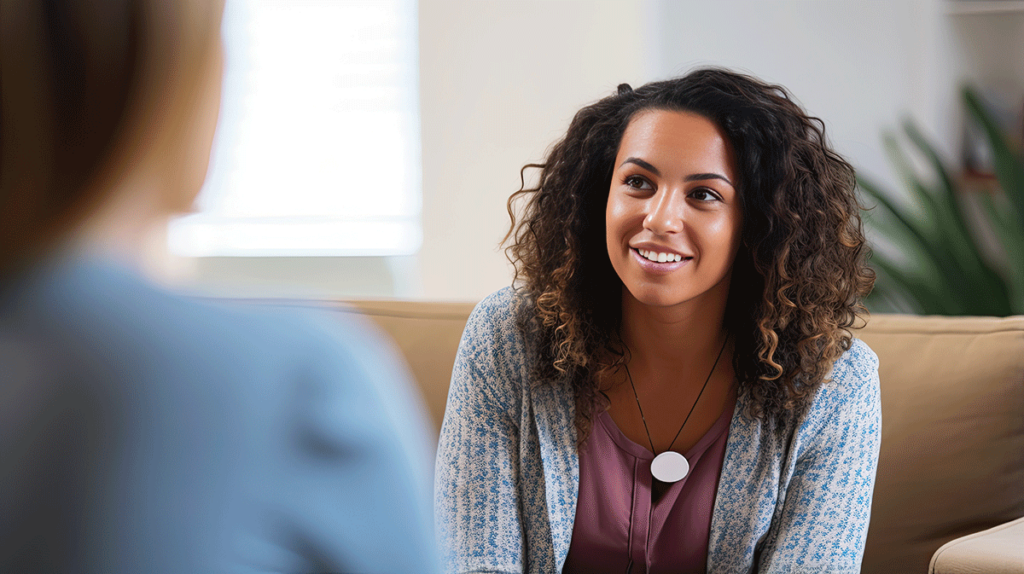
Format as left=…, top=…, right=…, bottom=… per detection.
left=631, top=247, right=692, bottom=273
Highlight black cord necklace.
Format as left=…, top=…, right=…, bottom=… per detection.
left=623, top=335, right=728, bottom=483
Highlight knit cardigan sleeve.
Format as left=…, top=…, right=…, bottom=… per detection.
left=435, top=288, right=530, bottom=574
left=756, top=339, right=882, bottom=573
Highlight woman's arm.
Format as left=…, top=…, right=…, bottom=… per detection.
left=435, top=289, right=529, bottom=574
left=758, top=340, right=882, bottom=573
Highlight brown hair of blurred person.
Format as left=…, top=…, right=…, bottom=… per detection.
left=0, top=0, right=225, bottom=276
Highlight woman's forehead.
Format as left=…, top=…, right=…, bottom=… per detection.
left=615, top=109, right=737, bottom=182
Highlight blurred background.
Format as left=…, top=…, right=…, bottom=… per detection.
left=145, top=0, right=1024, bottom=312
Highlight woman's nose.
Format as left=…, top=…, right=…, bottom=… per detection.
left=642, top=189, right=684, bottom=235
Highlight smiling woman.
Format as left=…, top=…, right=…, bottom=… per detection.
left=435, top=69, right=880, bottom=574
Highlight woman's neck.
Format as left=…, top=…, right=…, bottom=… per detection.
left=619, top=287, right=730, bottom=379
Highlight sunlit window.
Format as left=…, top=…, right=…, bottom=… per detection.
left=169, top=0, right=420, bottom=257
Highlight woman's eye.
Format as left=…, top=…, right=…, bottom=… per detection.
left=690, top=188, right=720, bottom=202
left=624, top=175, right=651, bottom=190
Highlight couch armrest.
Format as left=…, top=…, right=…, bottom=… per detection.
left=929, top=516, right=1024, bottom=574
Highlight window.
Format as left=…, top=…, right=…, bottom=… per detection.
left=169, top=0, right=420, bottom=257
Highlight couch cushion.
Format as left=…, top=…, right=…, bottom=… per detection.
left=857, top=314, right=1024, bottom=574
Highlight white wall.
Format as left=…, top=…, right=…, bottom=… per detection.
left=177, top=0, right=1017, bottom=302
left=651, top=0, right=944, bottom=185
left=417, top=0, right=652, bottom=300
left=415, top=0, right=1019, bottom=302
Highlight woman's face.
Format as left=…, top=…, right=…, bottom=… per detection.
left=605, top=109, right=743, bottom=311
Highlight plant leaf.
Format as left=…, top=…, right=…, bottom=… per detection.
left=901, top=119, right=1012, bottom=308
left=976, top=192, right=1024, bottom=313
left=868, top=254, right=959, bottom=314
left=963, top=86, right=1024, bottom=229
left=858, top=175, right=997, bottom=313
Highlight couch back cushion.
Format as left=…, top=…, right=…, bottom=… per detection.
left=857, top=314, right=1024, bottom=573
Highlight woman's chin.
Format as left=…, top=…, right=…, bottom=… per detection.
left=623, top=286, right=691, bottom=309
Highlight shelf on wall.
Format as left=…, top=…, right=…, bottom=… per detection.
left=946, top=1, right=1024, bottom=15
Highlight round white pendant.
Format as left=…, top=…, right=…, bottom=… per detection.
left=651, top=451, right=689, bottom=483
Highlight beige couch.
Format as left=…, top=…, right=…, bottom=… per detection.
left=335, top=300, right=1024, bottom=573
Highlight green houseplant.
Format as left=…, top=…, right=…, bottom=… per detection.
left=858, top=87, right=1024, bottom=315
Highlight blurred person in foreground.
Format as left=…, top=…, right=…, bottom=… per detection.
left=0, top=1, right=439, bottom=572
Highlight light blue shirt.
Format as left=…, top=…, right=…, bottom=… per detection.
left=0, top=254, right=440, bottom=573
left=436, top=287, right=881, bottom=573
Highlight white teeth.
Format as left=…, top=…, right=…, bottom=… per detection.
left=637, top=249, right=683, bottom=263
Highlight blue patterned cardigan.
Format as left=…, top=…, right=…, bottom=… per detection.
left=435, top=287, right=881, bottom=573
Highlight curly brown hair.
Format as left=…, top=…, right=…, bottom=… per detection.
left=505, top=68, right=874, bottom=438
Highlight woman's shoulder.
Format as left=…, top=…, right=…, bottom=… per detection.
left=835, top=337, right=879, bottom=373
left=825, top=338, right=880, bottom=396
left=29, top=256, right=413, bottom=397
left=801, top=337, right=881, bottom=426
left=462, top=286, right=534, bottom=353
left=470, top=285, right=532, bottom=325
left=208, top=298, right=420, bottom=402
left=446, top=286, right=543, bottom=410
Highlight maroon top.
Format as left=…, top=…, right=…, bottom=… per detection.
left=563, top=395, right=736, bottom=574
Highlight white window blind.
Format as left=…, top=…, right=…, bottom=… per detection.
left=169, top=0, right=420, bottom=256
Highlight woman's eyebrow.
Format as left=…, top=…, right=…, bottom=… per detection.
left=622, top=157, right=734, bottom=188
left=621, top=157, right=660, bottom=175
left=685, top=173, right=734, bottom=187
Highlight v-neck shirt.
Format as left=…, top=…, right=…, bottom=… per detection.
left=563, top=391, right=736, bottom=574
